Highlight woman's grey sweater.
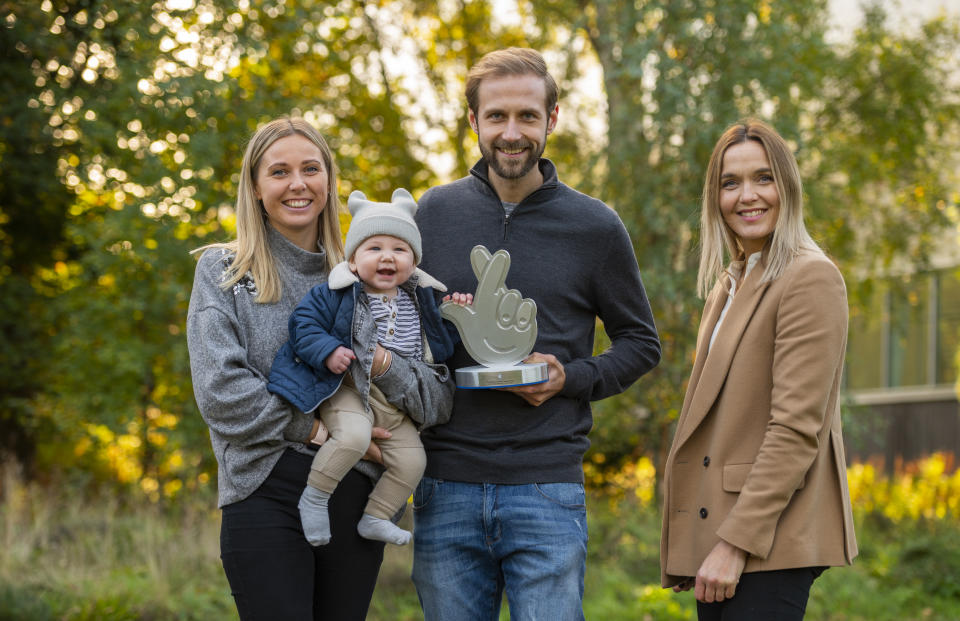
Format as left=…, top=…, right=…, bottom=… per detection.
left=187, top=226, right=384, bottom=507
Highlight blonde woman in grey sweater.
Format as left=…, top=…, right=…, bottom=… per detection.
left=187, top=118, right=449, bottom=620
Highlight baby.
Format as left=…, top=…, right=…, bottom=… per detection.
left=269, top=188, right=467, bottom=545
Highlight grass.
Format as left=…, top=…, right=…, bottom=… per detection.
left=0, top=463, right=234, bottom=620
left=3, top=460, right=960, bottom=620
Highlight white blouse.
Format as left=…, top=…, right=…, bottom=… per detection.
left=707, top=252, right=762, bottom=353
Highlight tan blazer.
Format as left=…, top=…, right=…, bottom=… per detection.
left=660, top=250, right=858, bottom=587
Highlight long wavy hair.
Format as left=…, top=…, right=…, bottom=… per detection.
left=195, top=117, right=344, bottom=303
left=697, top=119, right=822, bottom=298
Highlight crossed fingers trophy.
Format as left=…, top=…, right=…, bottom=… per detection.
left=440, top=245, right=549, bottom=389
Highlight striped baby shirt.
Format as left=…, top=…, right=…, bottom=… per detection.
left=366, top=288, right=423, bottom=360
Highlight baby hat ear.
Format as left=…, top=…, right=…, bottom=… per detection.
left=347, top=190, right=369, bottom=218
left=390, top=188, right=418, bottom=218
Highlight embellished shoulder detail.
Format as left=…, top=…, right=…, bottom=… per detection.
left=216, top=249, right=258, bottom=297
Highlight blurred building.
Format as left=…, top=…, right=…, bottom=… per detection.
left=843, top=238, right=960, bottom=469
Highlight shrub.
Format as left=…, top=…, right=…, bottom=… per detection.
left=896, top=526, right=960, bottom=600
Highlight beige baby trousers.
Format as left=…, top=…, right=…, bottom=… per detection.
left=307, top=377, right=426, bottom=520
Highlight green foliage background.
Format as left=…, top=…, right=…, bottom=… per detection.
left=2, top=1, right=960, bottom=617
left=1, top=0, right=959, bottom=500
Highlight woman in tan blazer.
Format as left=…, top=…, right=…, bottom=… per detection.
left=661, top=119, right=858, bottom=620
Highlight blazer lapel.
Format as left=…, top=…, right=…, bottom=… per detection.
left=673, top=266, right=771, bottom=451
left=682, top=281, right=727, bottom=404
left=667, top=280, right=726, bottom=452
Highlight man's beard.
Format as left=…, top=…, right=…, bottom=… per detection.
left=480, top=136, right=546, bottom=180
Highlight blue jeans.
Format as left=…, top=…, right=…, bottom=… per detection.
left=412, top=477, right=588, bottom=621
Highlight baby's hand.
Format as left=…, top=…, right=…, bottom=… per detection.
left=324, top=346, right=356, bottom=374
left=442, top=292, right=474, bottom=306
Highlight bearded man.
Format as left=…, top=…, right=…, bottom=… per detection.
left=412, top=47, right=662, bottom=621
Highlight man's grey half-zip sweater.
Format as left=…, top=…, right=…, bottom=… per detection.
left=415, top=158, right=661, bottom=484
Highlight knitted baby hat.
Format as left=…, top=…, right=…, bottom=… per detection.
left=344, top=188, right=422, bottom=264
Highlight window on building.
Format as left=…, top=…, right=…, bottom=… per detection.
left=846, top=283, right=886, bottom=390
left=937, top=270, right=960, bottom=385
left=845, top=268, right=960, bottom=391
left=888, top=276, right=930, bottom=387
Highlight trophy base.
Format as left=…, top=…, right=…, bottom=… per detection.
left=454, top=362, right=549, bottom=389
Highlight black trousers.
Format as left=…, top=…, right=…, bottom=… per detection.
left=220, top=448, right=385, bottom=620
left=697, top=567, right=826, bottom=621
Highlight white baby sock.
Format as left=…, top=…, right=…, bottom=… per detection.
left=357, top=513, right=412, bottom=545
left=299, top=486, right=332, bottom=546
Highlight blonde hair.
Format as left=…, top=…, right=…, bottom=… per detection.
left=697, top=119, right=822, bottom=298
left=466, top=47, right=559, bottom=115
left=195, top=117, right=344, bottom=303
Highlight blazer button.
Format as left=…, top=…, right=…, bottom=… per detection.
left=703, top=456, right=710, bottom=467
left=699, top=507, right=708, bottom=519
